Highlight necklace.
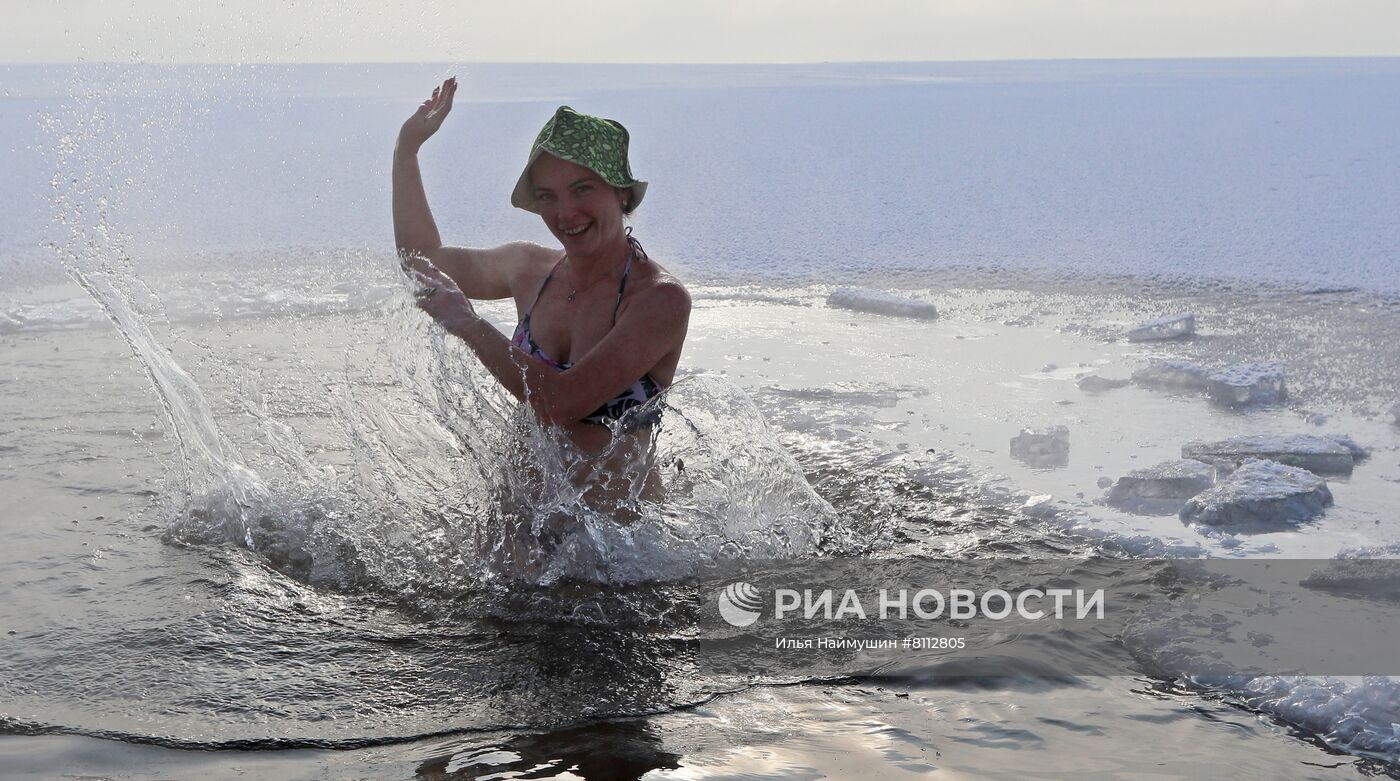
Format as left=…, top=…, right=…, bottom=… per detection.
left=564, top=244, right=635, bottom=302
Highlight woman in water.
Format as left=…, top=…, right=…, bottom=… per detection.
left=393, top=77, right=690, bottom=456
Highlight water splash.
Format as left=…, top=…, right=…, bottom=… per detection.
left=44, top=65, right=276, bottom=552
left=42, top=67, right=843, bottom=603
left=478, top=376, right=847, bottom=587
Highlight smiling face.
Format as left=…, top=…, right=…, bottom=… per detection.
left=530, top=153, right=631, bottom=260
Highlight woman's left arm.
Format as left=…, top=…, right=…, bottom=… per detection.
left=534, top=281, right=690, bottom=422
left=413, top=265, right=690, bottom=423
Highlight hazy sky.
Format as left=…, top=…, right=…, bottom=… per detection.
left=5, top=0, right=1399, bottom=64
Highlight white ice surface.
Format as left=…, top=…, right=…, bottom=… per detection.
left=680, top=291, right=1400, bottom=559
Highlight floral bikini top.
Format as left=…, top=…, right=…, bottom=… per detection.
left=510, top=235, right=663, bottom=426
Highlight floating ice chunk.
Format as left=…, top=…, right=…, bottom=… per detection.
left=1206, top=362, right=1287, bottom=407
left=1327, top=434, right=1368, bottom=461
left=1107, top=459, right=1216, bottom=515
left=1127, top=313, right=1195, bottom=342
left=1010, top=426, right=1069, bottom=468
left=1336, top=542, right=1400, bottom=560
left=1131, top=360, right=1209, bottom=392
left=1077, top=375, right=1130, bottom=393
left=1179, top=459, right=1332, bottom=531
left=1390, top=402, right=1400, bottom=426
left=1021, top=494, right=1059, bottom=519
left=1301, top=559, right=1400, bottom=601
left=1182, top=433, right=1355, bottom=476
left=827, top=288, right=938, bottom=319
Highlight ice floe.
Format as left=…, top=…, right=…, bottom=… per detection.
left=1107, top=459, right=1216, bottom=515
left=1010, top=426, right=1069, bottom=468
left=1301, top=559, right=1400, bottom=601
left=1335, top=542, right=1400, bottom=560
left=1181, top=433, right=1358, bottom=476
left=1328, top=434, right=1369, bottom=461
left=1128, top=358, right=1289, bottom=409
left=1179, top=459, right=1333, bottom=530
left=1131, top=360, right=1210, bottom=392
left=827, top=288, right=938, bottom=319
left=1207, top=362, right=1287, bottom=407
left=1126, top=313, right=1195, bottom=342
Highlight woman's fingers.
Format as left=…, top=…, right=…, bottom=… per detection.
left=422, top=78, right=453, bottom=118
left=441, top=77, right=456, bottom=115
left=413, top=271, right=474, bottom=322
left=408, top=263, right=463, bottom=297
left=401, top=78, right=456, bottom=143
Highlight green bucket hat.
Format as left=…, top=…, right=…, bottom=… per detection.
left=510, top=105, right=648, bottom=215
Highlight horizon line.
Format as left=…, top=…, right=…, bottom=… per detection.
left=4, top=54, right=1400, bottom=67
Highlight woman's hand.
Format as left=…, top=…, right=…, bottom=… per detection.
left=410, top=259, right=475, bottom=329
left=397, top=77, right=457, bottom=154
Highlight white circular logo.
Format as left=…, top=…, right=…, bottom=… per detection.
left=717, top=581, right=764, bottom=627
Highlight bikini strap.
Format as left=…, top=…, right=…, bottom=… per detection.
left=611, top=231, right=647, bottom=323
left=525, top=253, right=568, bottom=317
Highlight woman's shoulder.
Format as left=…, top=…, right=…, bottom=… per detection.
left=504, top=241, right=563, bottom=288
left=506, top=240, right=562, bottom=268
left=628, top=255, right=691, bottom=314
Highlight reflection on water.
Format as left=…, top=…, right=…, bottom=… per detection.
left=416, top=721, right=680, bottom=781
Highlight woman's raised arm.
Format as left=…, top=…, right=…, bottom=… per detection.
left=393, top=77, right=455, bottom=258
left=392, top=78, right=520, bottom=301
